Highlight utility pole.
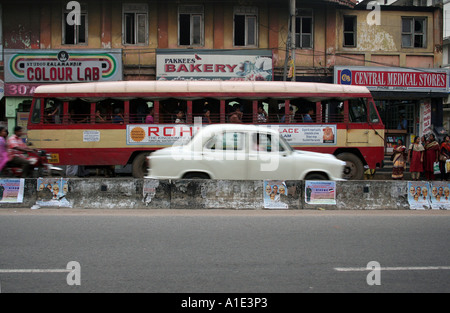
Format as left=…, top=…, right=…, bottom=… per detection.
left=290, top=0, right=296, bottom=81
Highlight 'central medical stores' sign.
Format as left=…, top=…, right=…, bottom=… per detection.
left=4, top=49, right=123, bottom=83
left=334, top=66, right=449, bottom=93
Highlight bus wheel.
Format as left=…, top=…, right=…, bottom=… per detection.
left=132, top=153, right=150, bottom=178
left=336, top=153, right=364, bottom=180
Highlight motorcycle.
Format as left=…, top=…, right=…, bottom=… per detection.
left=4, top=149, right=63, bottom=178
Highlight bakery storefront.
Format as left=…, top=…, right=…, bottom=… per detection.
left=335, top=66, right=449, bottom=152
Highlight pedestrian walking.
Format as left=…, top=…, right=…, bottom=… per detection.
left=408, top=136, right=424, bottom=181
left=391, top=139, right=407, bottom=180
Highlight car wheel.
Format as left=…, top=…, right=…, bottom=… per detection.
left=132, top=153, right=150, bottom=178
left=305, top=173, right=328, bottom=180
left=336, top=152, right=364, bottom=180
left=183, top=173, right=210, bottom=179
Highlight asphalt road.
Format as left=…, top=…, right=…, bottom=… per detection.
left=0, top=209, right=448, bottom=294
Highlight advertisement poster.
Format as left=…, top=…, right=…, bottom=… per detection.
left=36, top=178, right=71, bottom=208
left=429, top=181, right=450, bottom=210
left=279, top=125, right=337, bottom=146
left=0, top=179, right=25, bottom=203
left=263, top=180, right=288, bottom=209
left=127, top=124, right=337, bottom=147
left=127, top=124, right=202, bottom=146
left=305, top=181, right=336, bottom=205
left=157, top=49, right=273, bottom=81
left=407, top=181, right=431, bottom=210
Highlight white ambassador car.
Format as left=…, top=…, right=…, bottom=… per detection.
left=146, top=124, right=345, bottom=181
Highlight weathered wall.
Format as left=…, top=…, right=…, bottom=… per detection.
left=0, top=179, right=412, bottom=210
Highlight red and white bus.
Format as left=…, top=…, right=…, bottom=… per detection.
left=27, top=80, right=385, bottom=179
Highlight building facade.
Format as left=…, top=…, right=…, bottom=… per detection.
left=0, top=0, right=445, bottom=146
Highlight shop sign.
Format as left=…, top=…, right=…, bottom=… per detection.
left=156, top=49, right=273, bottom=81
left=4, top=49, right=123, bottom=83
left=334, top=66, right=449, bottom=93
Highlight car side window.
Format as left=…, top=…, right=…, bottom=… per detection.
left=205, top=132, right=245, bottom=151
left=252, top=133, right=285, bottom=153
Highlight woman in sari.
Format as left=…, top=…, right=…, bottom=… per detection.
left=424, top=134, right=440, bottom=180
left=392, top=139, right=407, bottom=180
left=408, top=136, right=424, bottom=181
left=439, top=135, right=450, bottom=181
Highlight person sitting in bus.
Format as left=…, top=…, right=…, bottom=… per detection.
left=95, top=110, right=106, bottom=123
left=174, top=110, right=185, bottom=124
left=257, top=105, right=268, bottom=123
left=145, top=107, right=154, bottom=124
left=280, top=106, right=295, bottom=123
left=303, top=108, right=314, bottom=123
left=113, top=108, right=124, bottom=124
left=229, top=105, right=243, bottom=123
left=202, top=109, right=212, bottom=124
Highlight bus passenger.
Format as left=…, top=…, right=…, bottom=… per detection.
left=229, top=105, right=242, bottom=123
left=174, top=110, right=185, bottom=124
left=113, top=108, right=124, bottom=124
left=202, top=109, right=211, bottom=124
left=257, top=105, right=268, bottom=123
left=303, top=108, right=314, bottom=123
left=145, top=107, right=154, bottom=124
left=48, top=102, right=61, bottom=123
left=95, top=110, right=106, bottom=123
left=280, top=106, right=295, bottom=123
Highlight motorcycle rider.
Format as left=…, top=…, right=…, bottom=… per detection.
left=6, top=126, right=33, bottom=177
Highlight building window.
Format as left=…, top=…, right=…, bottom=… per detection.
left=402, top=17, right=427, bottom=48
left=234, top=7, right=258, bottom=47
left=295, top=9, right=313, bottom=49
left=343, top=16, right=357, bottom=47
left=179, top=5, right=204, bottom=46
left=123, top=4, right=148, bottom=45
left=63, top=4, right=87, bottom=45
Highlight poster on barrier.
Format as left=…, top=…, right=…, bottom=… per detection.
left=263, top=180, right=288, bottom=209
left=0, top=179, right=24, bottom=203
left=36, top=178, right=71, bottom=208
left=407, top=181, right=431, bottom=210
left=429, top=181, right=450, bottom=210
left=305, top=181, right=336, bottom=205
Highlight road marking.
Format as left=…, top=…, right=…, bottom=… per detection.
left=335, top=266, right=450, bottom=272
left=0, top=269, right=71, bottom=273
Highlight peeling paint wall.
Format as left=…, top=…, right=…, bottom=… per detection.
left=336, top=9, right=441, bottom=68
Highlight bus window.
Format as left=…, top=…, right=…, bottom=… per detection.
left=68, top=99, right=91, bottom=124
left=193, top=99, right=219, bottom=124
left=348, top=98, right=368, bottom=123
left=160, top=99, right=187, bottom=123
left=368, top=100, right=380, bottom=123
left=321, top=100, right=344, bottom=123
left=31, top=99, right=41, bottom=124
left=291, top=99, right=316, bottom=123
left=130, top=98, right=151, bottom=123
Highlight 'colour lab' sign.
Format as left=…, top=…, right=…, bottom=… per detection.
left=4, top=49, right=123, bottom=83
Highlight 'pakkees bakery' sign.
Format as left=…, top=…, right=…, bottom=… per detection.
left=156, top=49, right=273, bottom=81
left=4, top=49, right=123, bottom=83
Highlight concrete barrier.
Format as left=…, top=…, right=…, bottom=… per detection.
left=0, top=178, right=416, bottom=210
